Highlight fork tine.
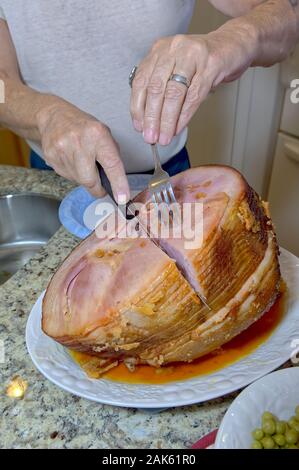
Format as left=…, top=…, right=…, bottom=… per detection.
left=162, top=186, right=170, bottom=206
left=155, top=190, right=163, bottom=205
left=151, top=193, right=158, bottom=206
left=151, top=193, right=160, bottom=218
left=157, top=190, right=169, bottom=225
left=166, top=183, right=180, bottom=222
left=166, top=183, right=177, bottom=205
left=151, top=191, right=162, bottom=223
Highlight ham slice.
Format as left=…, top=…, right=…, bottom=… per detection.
left=42, top=166, right=281, bottom=371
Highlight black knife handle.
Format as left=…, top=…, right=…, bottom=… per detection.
left=96, top=162, right=114, bottom=201
left=96, top=162, right=135, bottom=220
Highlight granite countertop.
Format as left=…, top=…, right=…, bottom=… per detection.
left=0, top=165, right=234, bottom=449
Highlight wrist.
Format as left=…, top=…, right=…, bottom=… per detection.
left=205, top=17, right=259, bottom=84
left=234, top=16, right=261, bottom=64
left=238, top=16, right=259, bottom=57
left=36, top=95, right=69, bottom=133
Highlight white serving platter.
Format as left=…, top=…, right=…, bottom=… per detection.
left=26, top=248, right=299, bottom=409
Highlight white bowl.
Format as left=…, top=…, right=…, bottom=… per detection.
left=215, top=367, right=299, bottom=448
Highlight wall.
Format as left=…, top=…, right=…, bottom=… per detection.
left=0, top=128, right=29, bottom=167
left=187, top=1, right=237, bottom=166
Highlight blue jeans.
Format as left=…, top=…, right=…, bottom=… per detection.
left=30, top=146, right=190, bottom=177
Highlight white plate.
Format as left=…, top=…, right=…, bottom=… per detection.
left=26, top=248, right=299, bottom=408
left=215, top=367, right=299, bottom=449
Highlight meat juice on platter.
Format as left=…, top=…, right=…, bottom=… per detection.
left=42, top=166, right=282, bottom=379
left=70, top=289, right=286, bottom=384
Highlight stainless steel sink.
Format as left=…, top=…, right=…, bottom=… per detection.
left=0, top=193, right=61, bottom=285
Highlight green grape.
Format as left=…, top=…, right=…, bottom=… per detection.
left=285, top=429, right=299, bottom=445
left=261, top=436, right=275, bottom=449
left=252, top=428, right=264, bottom=441
left=289, top=417, right=299, bottom=433
left=251, top=440, right=263, bottom=449
left=276, top=421, right=287, bottom=435
left=262, top=419, right=276, bottom=436
left=250, top=408, right=299, bottom=449
left=262, top=411, right=277, bottom=422
left=273, top=434, right=286, bottom=447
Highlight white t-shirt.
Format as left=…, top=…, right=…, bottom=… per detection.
left=0, top=1, right=195, bottom=172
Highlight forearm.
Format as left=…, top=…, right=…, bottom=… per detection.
left=210, top=0, right=299, bottom=75
left=0, top=70, right=66, bottom=142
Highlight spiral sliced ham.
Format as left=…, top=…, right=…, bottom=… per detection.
left=42, top=166, right=281, bottom=373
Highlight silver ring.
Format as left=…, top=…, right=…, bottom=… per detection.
left=169, top=73, right=190, bottom=88
left=129, top=65, right=138, bottom=88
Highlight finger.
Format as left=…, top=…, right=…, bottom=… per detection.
left=74, top=150, right=106, bottom=198
left=130, top=55, right=157, bottom=134
left=158, top=81, right=187, bottom=146
left=159, top=62, right=195, bottom=145
left=143, top=58, right=175, bottom=144
left=95, top=129, right=130, bottom=203
left=176, top=73, right=210, bottom=136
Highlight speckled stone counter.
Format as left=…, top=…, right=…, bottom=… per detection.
left=0, top=165, right=233, bottom=449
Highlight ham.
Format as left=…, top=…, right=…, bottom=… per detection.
left=42, top=166, right=281, bottom=372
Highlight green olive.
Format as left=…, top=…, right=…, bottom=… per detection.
left=262, top=419, right=276, bottom=435
left=273, top=434, right=286, bottom=447
left=250, top=408, right=299, bottom=449
left=285, top=429, right=299, bottom=445
left=262, top=411, right=277, bottom=422
left=291, top=423, right=299, bottom=434
left=251, top=440, right=263, bottom=449
left=252, top=428, right=264, bottom=441
left=289, top=417, right=299, bottom=432
left=276, top=421, right=287, bottom=435
left=261, top=436, right=275, bottom=449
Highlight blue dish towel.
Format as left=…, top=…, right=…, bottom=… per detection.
left=59, top=186, right=95, bottom=239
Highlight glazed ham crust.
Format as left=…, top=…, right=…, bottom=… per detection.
left=42, top=166, right=281, bottom=371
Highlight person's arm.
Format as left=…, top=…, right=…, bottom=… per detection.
left=210, top=0, right=299, bottom=68
left=130, top=0, right=299, bottom=146
left=0, top=19, right=129, bottom=200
